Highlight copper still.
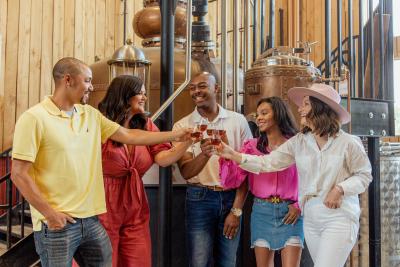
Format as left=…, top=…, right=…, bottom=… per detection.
left=132, top=0, right=242, bottom=120
left=89, top=0, right=189, bottom=121
left=133, top=0, right=206, bottom=122
left=133, top=0, right=187, bottom=43
left=89, top=0, right=242, bottom=122
left=244, top=46, right=321, bottom=122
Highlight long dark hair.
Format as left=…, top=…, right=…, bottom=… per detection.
left=256, top=97, right=298, bottom=154
left=98, top=75, right=147, bottom=137
left=301, top=96, right=340, bottom=137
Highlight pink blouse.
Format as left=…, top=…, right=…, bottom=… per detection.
left=219, top=138, right=300, bottom=208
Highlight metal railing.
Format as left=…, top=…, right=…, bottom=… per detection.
left=317, top=35, right=360, bottom=72
left=0, top=148, right=27, bottom=249
left=150, top=0, right=192, bottom=122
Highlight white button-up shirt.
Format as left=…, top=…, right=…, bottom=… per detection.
left=240, top=130, right=372, bottom=222
left=174, top=105, right=253, bottom=186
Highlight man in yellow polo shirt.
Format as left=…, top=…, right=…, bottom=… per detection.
left=11, top=57, right=190, bottom=266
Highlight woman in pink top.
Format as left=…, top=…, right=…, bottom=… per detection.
left=96, top=75, right=193, bottom=267
left=219, top=97, right=303, bottom=267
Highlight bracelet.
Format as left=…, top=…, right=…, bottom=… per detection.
left=240, top=154, right=246, bottom=164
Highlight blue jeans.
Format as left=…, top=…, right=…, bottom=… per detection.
left=33, top=216, right=112, bottom=267
left=185, top=186, right=240, bottom=267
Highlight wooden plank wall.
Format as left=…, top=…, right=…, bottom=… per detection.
left=0, top=0, right=6, bottom=153
left=0, top=0, right=144, bottom=150
left=0, top=0, right=376, bottom=151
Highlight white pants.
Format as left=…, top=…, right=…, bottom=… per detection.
left=304, top=197, right=359, bottom=267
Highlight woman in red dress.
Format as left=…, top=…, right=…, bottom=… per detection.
left=97, top=75, right=193, bottom=267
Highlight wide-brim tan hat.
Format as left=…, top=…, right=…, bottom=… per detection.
left=287, top=83, right=351, bottom=124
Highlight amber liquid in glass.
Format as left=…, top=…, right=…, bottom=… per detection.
left=191, top=132, right=201, bottom=138
left=211, top=138, right=221, bottom=145
left=199, top=124, right=208, bottom=132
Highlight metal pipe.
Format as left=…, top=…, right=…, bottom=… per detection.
left=123, top=0, right=127, bottom=45
left=5, top=150, right=10, bottom=174
left=151, top=1, right=192, bottom=122
left=359, top=0, right=365, bottom=97
left=260, top=0, right=265, bottom=53
left=221, top=0, right=227, bottom=108
left=5, top=150, right=11, bottom=248
left=368, top=136, right=381, bottom=267
left=325, top=0, right=331, bottom=80
left=253, top=0, right=257, bottom=61
left=348, top=0, right=355, bottom=97
left=244, top=0, right=250, bottom=71
left=346, top=70, right=351, bottom=133
left=20, top=197, right=25, bottom=238
left=6, top=177, right=12, bottom=248
left=378, top=0, right=384, bottom=99
left=368, top=0, right=374, bottom=98
left=233, top=0, right=239, bottom=112
left=145, top=66, right=151, bottom=112
left=384, top=0, right=394, bottom=135
left=268, top=0, right=275, bottom=49
left=337, top=0, right=342, bottom=78
left=158, top=0, right=175, bottom=265
left=279, top=8, right=284, bottom=46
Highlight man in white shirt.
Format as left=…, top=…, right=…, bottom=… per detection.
left=173, top=67, right=252, bottom=267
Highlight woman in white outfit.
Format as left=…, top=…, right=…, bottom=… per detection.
left=218, top=84, right=372, bottom=267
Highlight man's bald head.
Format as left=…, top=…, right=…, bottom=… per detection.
left=191, top=55, right=220, bottom=85
left=52, top=57, right=89, bottom=82
left=192, top=71, right=217, bottom=86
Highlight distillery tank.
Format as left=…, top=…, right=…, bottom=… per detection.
left=89, top=0, right=242, bottom=122
left=244, top=46, right=321, bottom=122
left=88, top=0, right=188, bottom=121
left=133, top=0, right=243, bottom=119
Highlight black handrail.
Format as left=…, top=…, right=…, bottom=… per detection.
left=319, top=49, right=351, bottom=74
left=0, top=174, right=13, bottom=249
left=0, top=148, right=12, bottom=157
left=317, top=35, right=360, bottom=71
left=0, top=147, right=28, bottom=250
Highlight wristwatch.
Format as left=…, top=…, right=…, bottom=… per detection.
left=230, top=207, right=243, bottom=217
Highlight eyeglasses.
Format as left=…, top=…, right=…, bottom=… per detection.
left=187, top=82, right=210, bottom=91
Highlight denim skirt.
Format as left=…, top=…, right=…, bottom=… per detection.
left=251, top=198, right=304, bottom=250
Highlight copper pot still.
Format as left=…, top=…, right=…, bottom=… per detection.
left=141, top=48, right=242, bottom=122
left=90, top=0, right=242, bottom=122
left=244, top=46, right=321, bottom=123
left=133, top=0, right=187, bottom=42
